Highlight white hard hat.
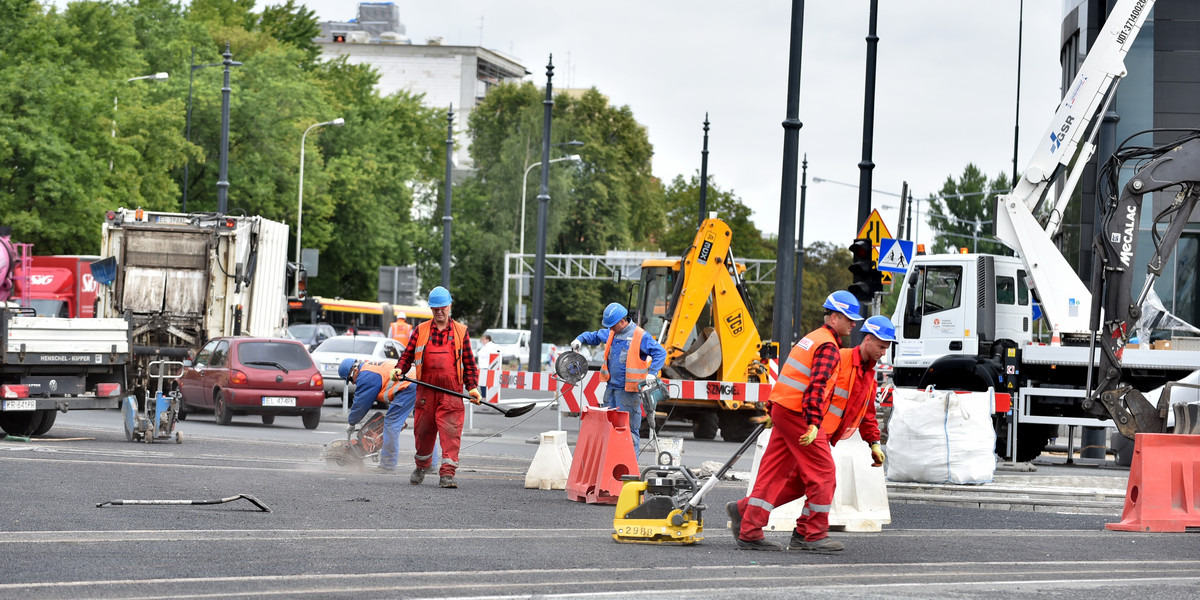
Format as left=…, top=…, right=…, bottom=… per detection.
left=396, top=312, right=406, bottom=320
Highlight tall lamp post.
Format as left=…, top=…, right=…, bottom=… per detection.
left=112, top=72, right=169, bottom=170
left=515, top=153, right=581, bottom=329
left=296, top=118, right=345, bottom=288
left=216, top=42, right=242, bottom=215
left=529, top=56, right=554, bottom=369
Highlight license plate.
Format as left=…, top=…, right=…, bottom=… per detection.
left=262, top=397, right=296, bottom=407
left=3, top=400, right=36, bottom=411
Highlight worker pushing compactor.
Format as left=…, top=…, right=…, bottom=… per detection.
left=728, top=291, right=891, bottom=553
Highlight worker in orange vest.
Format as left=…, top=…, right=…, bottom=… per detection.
left=727, top=290, right=862, bottom=553
left=389, top=311, right=413, bottom=347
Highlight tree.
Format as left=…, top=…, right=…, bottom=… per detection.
left=925, top=164, right=1011, bottom=256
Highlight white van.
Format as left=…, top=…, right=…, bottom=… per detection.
left=482, top=328, right=530, bottom=370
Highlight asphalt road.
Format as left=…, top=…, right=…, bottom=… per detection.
left=2, top=399, right=1198, bottom=600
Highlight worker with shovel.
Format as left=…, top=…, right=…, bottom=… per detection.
left=340, top=358, right=418, bottom=474
left=392, top=286, right=481, bottom=489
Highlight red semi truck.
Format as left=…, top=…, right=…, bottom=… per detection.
left=12, top=255, right=99, bottom=318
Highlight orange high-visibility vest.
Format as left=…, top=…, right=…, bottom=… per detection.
left=411, top=320, right=467, bottom=386
left=820, top=347, right=875, bottom=440
left=389, top=320, right=413, bottom=347
left=600, top=326, right=652, bottom=392
left=358, top=359, right=411, bottom=404
left=771, top=325, right=840, bottom=414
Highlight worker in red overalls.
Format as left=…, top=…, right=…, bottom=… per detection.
left=727, top=290, right=862, bottom=553
left=394, top=286, right=480, bottom=488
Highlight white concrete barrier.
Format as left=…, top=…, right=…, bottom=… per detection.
left=525, top=430, right=573, bottom=490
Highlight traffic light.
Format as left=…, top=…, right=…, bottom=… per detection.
left=848, top=237, right=882, bottom=304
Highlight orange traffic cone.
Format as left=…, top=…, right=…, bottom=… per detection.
left=1050, top=324, right=1062, bottom=346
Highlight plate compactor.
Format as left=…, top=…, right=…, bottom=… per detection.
left=612, top=423, right=765, bottom=545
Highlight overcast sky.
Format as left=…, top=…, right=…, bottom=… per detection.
left=298, top=0, right=1065, bottom=249
left=55, top=0, right=1068, bottom=248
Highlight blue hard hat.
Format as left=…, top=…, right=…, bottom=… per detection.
left=862, top=315, right=896, bottom=342
left=822, top=290, right=864, bottom=321
left=428, top=286, right=453, bottom=308
left=338, top=358, right=360, bottom=380
left=601, top=302, right=628, bottom=328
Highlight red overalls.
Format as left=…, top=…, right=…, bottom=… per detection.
left=412, top=322, right=467, bottom=477
left=736, top=326, right=841, bottom=543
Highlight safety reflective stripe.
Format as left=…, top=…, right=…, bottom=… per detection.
left=627, top=367, right=649, bottom=375
left=413, top=343, right=426, bottom=368
left=786, top=356, right=811, bottom=376
left=747, top=497, right=775, bottom=512
left=415, top=452, right=433, bottom=460
left=443, top=459, right=458, bottom=467
left=806, top=502, right=831, bottom=513
left=777, top=375, right=808, bottom=392
left=827, top=403, right=845, bottom=418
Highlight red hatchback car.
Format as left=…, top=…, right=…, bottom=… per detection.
left=177, top=337, right=325, bottom=429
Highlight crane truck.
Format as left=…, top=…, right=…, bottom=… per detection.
left=95, top=209, right=290, bottom=405
left=889, top=0, right=1200, bottom=461
left=637, top=217, right=771, bottom=442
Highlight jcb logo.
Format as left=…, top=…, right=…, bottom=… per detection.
left=725, top=310, right=745, bottom=336
left=706, top=382, right=741, bottom=398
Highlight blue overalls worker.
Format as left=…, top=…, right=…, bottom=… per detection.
left=572, top=302, right=667, bottom=456
left=340, top=358, right=418, bottom=474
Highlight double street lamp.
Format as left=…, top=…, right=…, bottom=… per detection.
left=296, top=118, right=345, bottom=282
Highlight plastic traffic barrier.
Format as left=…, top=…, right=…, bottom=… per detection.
left=525, top=430, right=573, bottom=490
left=1106, top=433, right=1200, bottom=532
left=565, top=406, right=637, bottom=504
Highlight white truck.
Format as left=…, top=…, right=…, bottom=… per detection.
left=0, top=231, right=131, bottom=437
left=889, top=0, right=1200, bottom=461
left=95, top=209, right=290, bottom=403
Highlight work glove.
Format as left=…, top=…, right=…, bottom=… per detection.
left=468, top=388, right=482, bottom=405
left=571, top=339, right=582, bottom=353
left=870, top=442, right=885, bottom=467
left=347, top=423, right=357, bottom=433
left=645, top=373, right=658, bottom=384
left=750, top=414, right=773, bottom=429
left=390, top=369, right=404, bottom=382
left=798, top=424, right=819, bottom=446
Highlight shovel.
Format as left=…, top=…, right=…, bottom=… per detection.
left=398, top=375, right=536, bottom=418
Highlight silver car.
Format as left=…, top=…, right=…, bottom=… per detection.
left=309, top=336, right=404, bottom=398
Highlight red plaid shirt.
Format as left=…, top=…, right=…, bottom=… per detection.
left=801, top=324, right=843, bottom=427
left=398, top=321, right=479, bottom=390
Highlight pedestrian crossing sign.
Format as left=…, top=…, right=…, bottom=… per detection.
left=877, top=238, right=914, bottom=275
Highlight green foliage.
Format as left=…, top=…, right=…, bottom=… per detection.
left=925, top=164, right=1011, bottom=256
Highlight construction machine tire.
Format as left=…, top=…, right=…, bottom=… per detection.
left=0, top=411, right=44, bottom=437
left=692, top=411, right=719, bottom=440
left=718, top=410, right=757, bottom=442
left=31, top=409, right=57, bottom=436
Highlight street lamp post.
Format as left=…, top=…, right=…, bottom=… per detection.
left=112, top=72, right=169, bottom=170
left=216, top=42, right=242, bottom=215
left=515, top=153, right=580, bottom=329
left=296, top=117, right=345, bottom=287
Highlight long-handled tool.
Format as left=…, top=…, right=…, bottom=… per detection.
left=611, top=423, right=766, bottom=545
left=398, top=375, right=535, bottom=418
left=97, top=494, right=271, bottom=512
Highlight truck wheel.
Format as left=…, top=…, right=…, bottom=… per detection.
left=214, top=390, right=233, bottom=426
left=0, top=411, right=44, bottom=437
left=1013, top=423, right=1056, bottom=462
left=718, top=410, right=757, bottom=442
left=32, top=409, right=57, bottom=436
left=692, top=412, right=719, bottom=440
left=301, top=410, right=320, bottom=430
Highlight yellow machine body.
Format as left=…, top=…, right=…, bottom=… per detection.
left=611, top=480, right=703, bottom=545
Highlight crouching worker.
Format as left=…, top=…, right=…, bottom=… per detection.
left=340, top=358, right=418, bottom=474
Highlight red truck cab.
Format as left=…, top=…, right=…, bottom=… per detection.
left=13, top=256, right=99, bottom=318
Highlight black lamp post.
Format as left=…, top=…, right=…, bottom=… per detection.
left=791, top=155, right=808, bottom=343
left=698, top=114, right=710, bottom=224
left=529, top=55, right=554, bottom=370
left=441, top=104, right=454, bottom=288
left=772, top=0, right=804, bottom=348
left=182, top=47, right=222, bottom=212
left=216, top=42, right=241, bottom=215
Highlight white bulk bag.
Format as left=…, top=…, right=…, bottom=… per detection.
left=885, top=388, right=996, bottom=484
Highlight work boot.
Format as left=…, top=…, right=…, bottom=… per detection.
left=788, top=533, right=845, bottom=553
left=727, top=501, right=782, bottom=551
left=370, top=466, right=398, bottom=475
left=438, top=475, right=457, bottom=488
left=409, top=467, right=428, bottom=485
